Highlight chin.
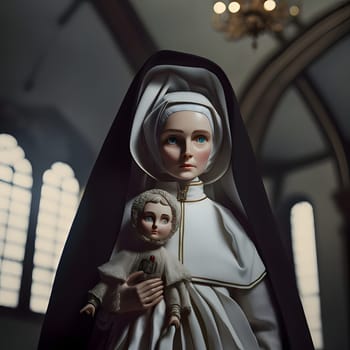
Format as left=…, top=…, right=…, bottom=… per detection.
left=175, top=175, right=197, bottom=182
left=168, top=171, right=198, bottom=181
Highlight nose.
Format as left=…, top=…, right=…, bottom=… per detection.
left=152, top=221, right=157, bottom=229
left=183, top=139, right=193, bottom=160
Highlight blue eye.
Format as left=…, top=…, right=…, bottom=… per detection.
left=161, top=218, right=169, bottom=224
left=196, top=135, right=207, bottom=143
left=167, top=136, right=177, bottom=145
left=144, top=216, right=153, bottom=222
left=166, top=136, right=177, bottom=145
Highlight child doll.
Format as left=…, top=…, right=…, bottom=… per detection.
left=80, top=189, right=191, bottom=336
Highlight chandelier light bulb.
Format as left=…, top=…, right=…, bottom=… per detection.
left=263, top=0, right=276, bottom=12
left=289, top=5, right=300, bottom=16
left=213, top=1, right=227, bottom=14
left=228, top=1, right=241, bottom=13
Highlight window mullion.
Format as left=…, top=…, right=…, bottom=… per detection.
left=18, top=167, right=43, bottom=311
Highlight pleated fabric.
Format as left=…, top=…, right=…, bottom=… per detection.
left=91, top=283, right=261, bottom=350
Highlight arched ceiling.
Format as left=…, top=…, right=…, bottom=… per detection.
left=0, top=0, right=348, bottom=174
left=309, top=35, right=350, bottom=139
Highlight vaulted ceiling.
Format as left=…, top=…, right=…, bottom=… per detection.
left=0, top=0, right=349, bottom=181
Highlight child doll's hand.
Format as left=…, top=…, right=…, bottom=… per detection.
left=80, top=303, right=96, bottom=317
left=118, top=271, right=164, bottom=313
left=168, top=315, right=180, bottom=329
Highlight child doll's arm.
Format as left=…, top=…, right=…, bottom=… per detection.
left=80, top=303, right=96, bottom=317
left=164, top=286, right=181, bottom=328
left=80, top=281, right=108, bottom=317
left=168, top=314, right=180, bottom=328
left=167, top=304, right=181, bottom=328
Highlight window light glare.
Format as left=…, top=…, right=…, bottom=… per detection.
left=0, top=182, right=12, bottom=196
left=264, top=0, right=276, bottom=11
left=33, top=267, right=54, bottom=282
left=0, top=198, right=10, bottom=210
left=5, top=228, right=26, bottom=245
left=8, top=147, right=25, bottom=164
left=213, top=1, right=226, bottom=14
left=3, top=242, right=25, bottom=260
left=36, top=225, right=55, bottom=239
left=0, top=134, right=17, bottom=148
left=34, top=251, right=53, bottom=267
left=39, top=199, right=59, bottom=214
left=0, top=290, right=18, bottom=307
left=62, top=178, right=79, bottom=193
left=1, top=260, right=22, bottom=275
left=0, top=274, right=21, bottom=290
left=43, top=169, right=60, bottom=186
left=35, top=239, right=54, bottom=254
left=0, top=164, right=13, bottom=182
left=290, top=201, right=323, bottom=349
left=8, top=214, right=29, bottom=230
left=311, top=331, right=323, bottom=349
left=38, top=211, right=56, bottom=223
left=56, top=226, right=69, bottom=238
left=14, top=158, right=32, bottom=173
left=60, top=192, right=78, bottom=206
left=52, top=162, right=74, bottom=177
left=9, top=201, right=30, bottom=216
left=228, top=1, right=240, bottom=13
left=30, top=296, right=48, bottom=313
left=37, top=211, right=57, bottom=226
left=0, top=225, right=5, bottom=240
left=54, top=244, right=65, bottom=256
left=297, top=275, right=318, bottom=295
left=52, top=255, right=61, bottom=267
left=302, top=296, right=321, bottom=316
left=41, top=185, right=60, bottom=200
left=0, top=212, right=8, bottom=224
left=59, top=204, right=77, bottom=218
left=54, top=234, right=68, bottom=245
left=11, top=187, right=31, bottom=203
left=17, top=173, right=31, bottom=186
left=31, top=281, right=52, bottom=297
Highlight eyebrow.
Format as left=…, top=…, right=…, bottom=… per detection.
left=143, top=211, right=170, bottom=217
left=161, top=129, right=211, bottom=134
left=161, top=129, right=183, bottom=133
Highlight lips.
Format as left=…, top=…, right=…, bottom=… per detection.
left=180, top=163, right=195, bottom=168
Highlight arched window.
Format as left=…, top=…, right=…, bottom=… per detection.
left=290, top=201, right=323, bottom=349
left=0, top=132, right=82, bottom=314
left=0, top=134, right=32, bottom=307
left=31, top=162, right=80, bottom=313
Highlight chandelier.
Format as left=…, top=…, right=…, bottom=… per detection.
left=212, top=1, right=301, bottom=48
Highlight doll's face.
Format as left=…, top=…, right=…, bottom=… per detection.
left=159, top=111, right=212, bottom=181
left=139, top=202, right=173, bottom=241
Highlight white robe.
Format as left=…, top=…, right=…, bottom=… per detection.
left=106, top=180, right=281, bottom=350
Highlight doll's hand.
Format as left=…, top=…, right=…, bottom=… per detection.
left=118, top=271, right=164, bottom=313
left=168, top=315, right=180, bottom=329
left=80, top=303, right=96, bottom=317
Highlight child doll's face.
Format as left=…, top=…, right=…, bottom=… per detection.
left=139, top=202, right=173, bottom=241
left=160, top=111, right=212, bottom=182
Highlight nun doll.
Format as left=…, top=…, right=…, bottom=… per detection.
left=39, top=50, right=314, bottom=350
